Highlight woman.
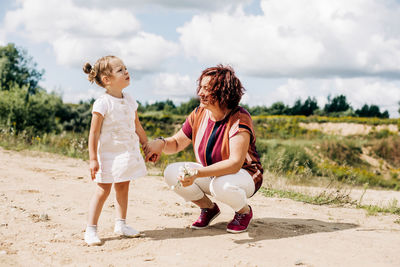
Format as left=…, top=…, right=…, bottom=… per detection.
left=145, top=65, right=263, bottom=233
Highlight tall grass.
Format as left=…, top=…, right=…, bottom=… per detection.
left=319, top=139, right=364, bottom=166
left=0, top=128, right=88, bottom=159
left=370, top=136, right=400, bottom=167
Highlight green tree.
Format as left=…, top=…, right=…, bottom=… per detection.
left=269, top=101, right=289, bottom=115
left=324, top=94, right=352, bottom=114
left=355, top=104, right=389, bottom=118
left=0, top=85, right=62, bottom=133
left=177, top=98, right=200, bottom=115
left=0, top=43, right=44, bottom=94
left=248, top=105, right=269, bottom=115
left=398, top=101, right=400, bottom=116
left=56, top=100, right=94, bottom=132
left=301, top=97, right=319, bottom=116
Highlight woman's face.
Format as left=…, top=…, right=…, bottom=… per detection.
left=198, top=76, right=214, bottom=108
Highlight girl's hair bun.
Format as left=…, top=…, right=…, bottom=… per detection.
left=83, top=56, right=116, bottom=86
left=83, top=62, right=92, bottom=74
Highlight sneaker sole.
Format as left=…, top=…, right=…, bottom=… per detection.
left=114, top=231, right=141, bottom=238
left=226, top=228, right=247, bottom=234
left=85, top=240, right=102, bottom=246
left=190, top=211, right=221, bottom=230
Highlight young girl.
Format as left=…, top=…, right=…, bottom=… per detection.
left=82, top=55, right=148, bottom=246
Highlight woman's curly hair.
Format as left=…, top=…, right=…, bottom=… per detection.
left=197, top=65, right=245, bottom=109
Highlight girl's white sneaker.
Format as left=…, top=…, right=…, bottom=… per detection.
left=114, top=223, right=140, bottom=237
left=84, top=226, right=101, bottom=246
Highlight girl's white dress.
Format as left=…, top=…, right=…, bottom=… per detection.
left=92, top=92, right=147, bottom=183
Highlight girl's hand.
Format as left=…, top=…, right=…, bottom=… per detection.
left=145, top=139, right=164, bottom=162
left=90, top=159, right=99, bottom=180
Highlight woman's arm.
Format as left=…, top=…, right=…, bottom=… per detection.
left=179, top=131, right=250, bottom=187
left=88, top=112, right=104, bottom=180
left=134, top=111, right=148, bottom=147
left=145, top=129, right=191, bottom=162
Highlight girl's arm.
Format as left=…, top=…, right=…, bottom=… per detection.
left=179, top=131, right=250, bottom=187
left=88, top=112, right=104, bottom=180
left=134, top=111, right=148, bottom=147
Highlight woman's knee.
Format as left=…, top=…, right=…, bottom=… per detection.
left=163, top=162, right=182, bottom=186
left=210, top=176, right=246, bottom=200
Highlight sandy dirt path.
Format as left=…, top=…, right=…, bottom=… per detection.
left=0, top=148, right=400, bottom=267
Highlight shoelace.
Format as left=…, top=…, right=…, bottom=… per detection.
left=232, top=212, right=246, bottom=225
left=197, top=208, right=210, bottom=221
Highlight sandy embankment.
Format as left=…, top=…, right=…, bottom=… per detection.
left=299, top=122, right=398, bottom=136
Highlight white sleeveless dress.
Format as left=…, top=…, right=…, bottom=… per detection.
left=92, top=92, right=147, bottom=183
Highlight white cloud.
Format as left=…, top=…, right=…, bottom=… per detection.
left=178, top=0, right=400, bottom=78
left=0, top=31, right=5, bottom=46
left=152, top=73, right=197, bottom=102
left=325, top=78, right=400, bottom=116
left=4, top=0, right=178, bottom=71
left=72, top=0, right=251, bottom=11
left=52, top=85, right=103, bottom=103
left=259, top=79, right=310, bottom=106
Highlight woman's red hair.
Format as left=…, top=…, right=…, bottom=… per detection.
left=197, top=65, right=245, bottom=109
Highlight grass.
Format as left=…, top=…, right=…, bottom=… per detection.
left=357, top=200, right=400, bottom=216
left=259, top=186, right=355, bottom=206
left=253, top=115, right=399, bottom=125
left=0, top=128, right=89, bottom=159
left=259, top=185, right=400, bottom=218
left=370, top=136, right=400, bottom=167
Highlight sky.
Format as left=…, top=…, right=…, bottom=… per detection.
left=1, top=0, right=400, bottom=117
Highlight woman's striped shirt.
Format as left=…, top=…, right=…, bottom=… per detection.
left=182, top=106, right=263, bottom=194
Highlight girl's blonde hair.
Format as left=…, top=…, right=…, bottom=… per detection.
left=83, top=55, right=117, bottom=87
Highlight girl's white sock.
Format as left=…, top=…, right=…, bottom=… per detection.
left=115, top=218, right=126, bottom=227
left=86, top=225, right=97, bottom=232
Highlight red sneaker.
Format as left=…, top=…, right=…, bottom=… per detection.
left=190, top=203, right=220, bottom=229
left=226, top=205, right=253, bottom=233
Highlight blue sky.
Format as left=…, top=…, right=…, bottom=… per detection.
left=1, top=0, right=400, bottom=117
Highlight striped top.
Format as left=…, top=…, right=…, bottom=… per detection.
left=182, top=106, right=263, bottom=194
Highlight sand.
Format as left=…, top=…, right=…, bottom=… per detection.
left=1, top=147, right=400, bottom=267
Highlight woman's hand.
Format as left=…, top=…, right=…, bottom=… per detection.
left=178, top=166, right=199, bottom=187
left=178, top=171, right=199, bottom=187
left=145, top=139, right=164, bottom=162
left=89, top=159, right=99, bottom=180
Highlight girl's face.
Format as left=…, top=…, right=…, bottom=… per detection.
left=108, top=58, right=130, bottom=91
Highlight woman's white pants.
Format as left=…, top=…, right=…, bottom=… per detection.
left=164, top=162, right=255, bottom=212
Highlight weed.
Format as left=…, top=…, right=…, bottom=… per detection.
left=371, top=136, right=400, bottom=167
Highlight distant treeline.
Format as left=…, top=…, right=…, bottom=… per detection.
left=0, top=43, right=396, bottom=135
left=141, top=94, right=390, bottom=119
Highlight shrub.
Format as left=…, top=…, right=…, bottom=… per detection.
left=319, top=162, right=400, bottom=189
left=371, top=136, right=400, bottom=168
left=319, top=139, right=363, bottom=166
left=258, top=141, right=316, bottom=176
left=253, top=116, right=321, bottom=139
left=0, top=86, right=62, bottom=134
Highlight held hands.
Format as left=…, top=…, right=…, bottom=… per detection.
left=143, top=139, right=164, bottom=163
left=89, top=159, right=99, bottom=180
